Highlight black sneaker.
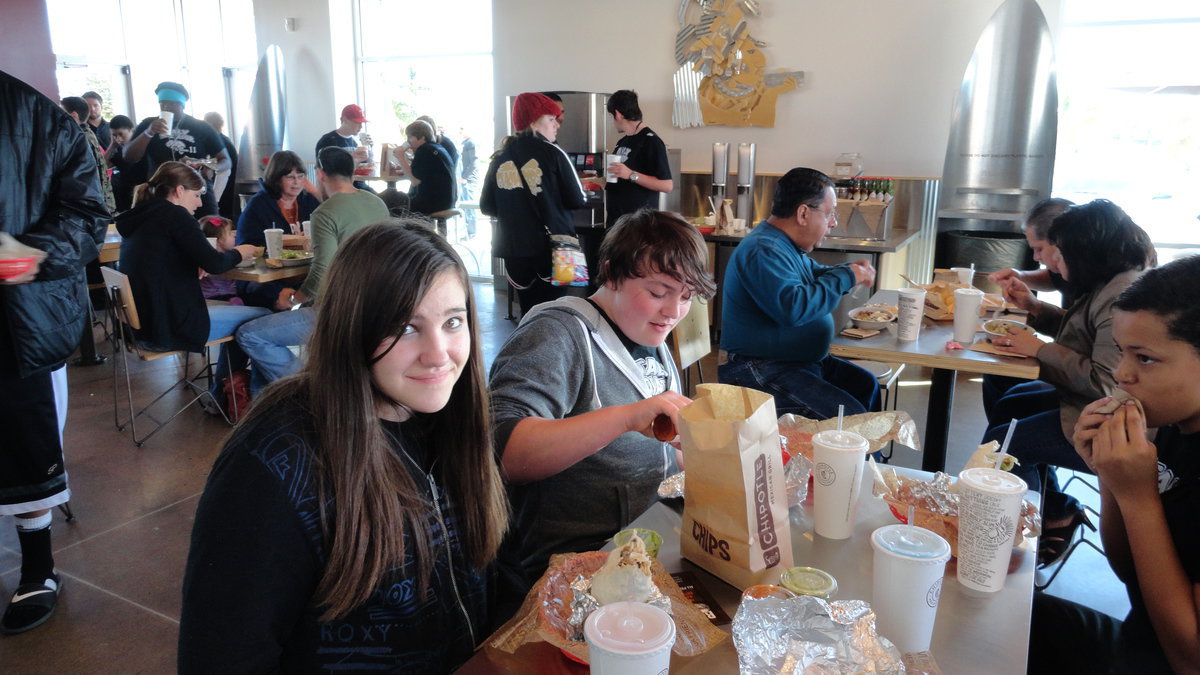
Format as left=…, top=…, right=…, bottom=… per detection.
left=1, top=574, right=62, bottom=635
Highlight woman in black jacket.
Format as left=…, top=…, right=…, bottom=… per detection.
left=179, top=222, right=510, bottom=672
left=480, top=92, right=588, bottom=314
left=116, top=161, right=267, bottom=405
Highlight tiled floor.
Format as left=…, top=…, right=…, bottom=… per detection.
left=0, top=282, right=1127, bottom=670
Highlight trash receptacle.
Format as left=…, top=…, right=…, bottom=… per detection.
left=937, top=230, right=1034, bottom=290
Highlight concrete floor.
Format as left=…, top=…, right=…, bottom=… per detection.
left=0, top=282, right=1127, bottom=671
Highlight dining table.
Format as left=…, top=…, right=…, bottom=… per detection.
left=829, top=289, right=1040, bottom=473
left=458, top=464, right=1036, bottom=674
left=213, top=258, right=310, bottom=283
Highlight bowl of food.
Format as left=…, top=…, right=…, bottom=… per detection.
left=982, top=318, right=1031, bottom=339
left=848, top=305, right=896, bottom=331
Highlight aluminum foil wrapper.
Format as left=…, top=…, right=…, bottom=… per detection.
left=870, top=466, right=1042, bottom=555
left=733, top=595, right=905, bottom=674
left=658, top=470, right=686, bottom=500
left=785, top=453, right=813, bottom=507
left=566, top=573, right=673, bottom=642
left=779, top=411, right=921, bottom=462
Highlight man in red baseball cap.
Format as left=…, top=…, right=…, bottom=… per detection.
left=315, top=104, right=374, bottom=192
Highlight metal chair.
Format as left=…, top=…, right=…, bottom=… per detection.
left=668, top=298, right=712, bottom=396
left=101, top=267, right=235, bottom=446
left=849, top=360, right=906, bottom=461
left=1034, top=468, right=1105, bottom=591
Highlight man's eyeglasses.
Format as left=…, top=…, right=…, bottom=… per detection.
left=192, top=186, right=207, bottom=196
left=806, top=204, right=837, bottom=224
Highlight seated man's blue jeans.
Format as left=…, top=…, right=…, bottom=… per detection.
left=982, top=404, right=1089, bottom=520
left=206, top=304, right=271, bottom=398
left=718, top=354, right=881, bottom=420
left=236, top=307, right=315, bottom=396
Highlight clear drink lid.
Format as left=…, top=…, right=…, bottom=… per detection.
left=872, top=524, right=951, bottom=559
left=811, top=429, right=869, bottom=451
left=959, top=467, right=1028, bottom=494
left=584, top=601, right=675, bottom=651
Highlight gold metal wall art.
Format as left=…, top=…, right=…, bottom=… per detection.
left=673, top=0, right=804, bottom=128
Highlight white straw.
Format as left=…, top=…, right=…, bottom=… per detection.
left=837, top=405, right=845, bottom=431
left=997, top=418, right=1018, bottom=467
left=907, top=505, right=917, bottom=538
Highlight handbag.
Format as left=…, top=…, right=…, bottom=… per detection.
left=548, top=233, right=588, bottom=287
left=514, top=157, right=589, bottom=288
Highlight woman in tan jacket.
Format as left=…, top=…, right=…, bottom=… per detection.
left=986, top=199, right=1155, bottom=566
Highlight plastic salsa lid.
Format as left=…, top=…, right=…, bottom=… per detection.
left=780, top=566, right=838, bottom=599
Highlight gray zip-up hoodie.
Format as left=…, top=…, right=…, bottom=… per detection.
left=489, top=296, right=681, bottom=581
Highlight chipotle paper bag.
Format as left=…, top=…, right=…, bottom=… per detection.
left=678, top=384, right=792, bottom=589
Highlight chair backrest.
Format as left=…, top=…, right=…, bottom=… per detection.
left=100, top=266, right=142, bottom=330
left=669, top=297, right=712, bottom=371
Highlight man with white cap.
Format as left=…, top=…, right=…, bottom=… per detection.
left=315, top=104, right=374, bottom=192
left=123, top=81, right=228, bottom=217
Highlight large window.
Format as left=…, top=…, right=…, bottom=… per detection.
left=354, top=0, right=493, bottom=153
left=47, top=0, right=256, bottom=139
left=354, top=0, right=494, bottom=276
left=1055, top=3, right=1200, bottom=257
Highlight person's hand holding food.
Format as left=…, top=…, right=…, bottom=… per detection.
left=995, top=275, right=1037, bottom=312
left=234, top=244, right=259, bottom=261
left=991, top=324, right=1045, bottom=357
left=1091, top=403, right=1159, bottom=504
left=849, top=259, right=876, bottom=287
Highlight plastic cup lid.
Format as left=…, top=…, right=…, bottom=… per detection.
left=954, top=288, right=984, bottom=297
left=584, top=601, right=675, bottom=651
left=872, top=524, right=951, bottom=559
left=812, top=429, right=869, bottom=451
left=959, top=467, right=1028, bottom=494
left=780, top=566, right=838, bottom=597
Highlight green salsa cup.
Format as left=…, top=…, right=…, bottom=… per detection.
left=612, top=528, right=663, bottom=558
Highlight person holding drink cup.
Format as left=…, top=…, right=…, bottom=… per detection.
left=122, top=82, right=230, bottom=217
left=1029, top=255, right=1200, bottom=673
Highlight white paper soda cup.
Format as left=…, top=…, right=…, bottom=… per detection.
left=584, top=601, right=675, bottom=675
left=951, top=266, right=974, bottom=286
left=956, top=467, right=1027, bottom=594
left=811, top=430, right=869, bottom=539
left=263, top=228, right=284, bottom=260
left=606, top=154, right=621, bottom=183
left=159, top=110, right=174, bottom=134
left=871, top=524, right=951, bottom=653
left=897, top=287, right=926, bottom=341
left=952, top=288, right=984, bottom=344
left=300, top=220, right=311, bottom=236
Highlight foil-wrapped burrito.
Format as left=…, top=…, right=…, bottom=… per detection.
left=733, top=594, right=905, bottom=673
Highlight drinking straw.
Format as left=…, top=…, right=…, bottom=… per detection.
left=837, top=405, right=845, bottom=431
left=907, top=505, right=917, bottom=538
left=997, top=418, right=1019, bottom=468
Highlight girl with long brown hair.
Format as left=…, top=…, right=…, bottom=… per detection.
left=179, top=221, right=509, bottom=672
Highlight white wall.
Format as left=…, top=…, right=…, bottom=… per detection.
left=252, top=0, right=356, bottom=161
left=492, top=0, right=1063, bottom=177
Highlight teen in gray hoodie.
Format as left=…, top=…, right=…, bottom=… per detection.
left=489, top=210, right=716, bottom=583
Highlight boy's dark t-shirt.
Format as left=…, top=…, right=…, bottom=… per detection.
left=605, top=126, right=671, bottom=225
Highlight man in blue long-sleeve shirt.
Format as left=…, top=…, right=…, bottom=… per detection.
left=718, top=167, right=881, bottom=419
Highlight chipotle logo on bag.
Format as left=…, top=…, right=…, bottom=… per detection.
left=754, top=454, right=781, bottom=568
